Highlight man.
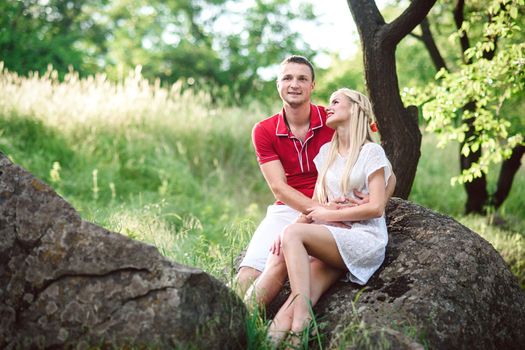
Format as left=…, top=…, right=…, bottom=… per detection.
left=237, top=55, right=395, bottom=300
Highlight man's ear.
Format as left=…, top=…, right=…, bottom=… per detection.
left=311, top=81, right=316, bottom=90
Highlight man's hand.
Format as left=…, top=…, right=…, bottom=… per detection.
left=352, top=190, right=370, bottom=205
left=323, top=201, right=343, bottom=210
left=269, top=234, right=282, bottom=256
left=330, top=190, right=370, bottom=207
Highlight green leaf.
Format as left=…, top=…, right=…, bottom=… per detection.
left=461, top=143, right=470, bottom=157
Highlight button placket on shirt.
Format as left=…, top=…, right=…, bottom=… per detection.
left=290, top=129, right=315, bottom=173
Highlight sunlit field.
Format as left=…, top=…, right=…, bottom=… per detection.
left=1, top=66, right=523, bottom=346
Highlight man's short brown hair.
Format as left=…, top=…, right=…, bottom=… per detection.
left=280, top=55, right=315, bottom=82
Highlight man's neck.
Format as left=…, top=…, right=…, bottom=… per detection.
left=283, top=102, right=311, bottom=128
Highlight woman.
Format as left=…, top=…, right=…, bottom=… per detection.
left=251, top=88, right=392, bottom=345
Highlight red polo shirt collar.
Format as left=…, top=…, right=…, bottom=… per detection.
left=275, top=104, right=324, bottom=137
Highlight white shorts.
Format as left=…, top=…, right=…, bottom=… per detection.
left=239, top=205, right=300, bottom=272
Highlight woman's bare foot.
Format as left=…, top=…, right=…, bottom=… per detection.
left=287, top=313, right=316, bottom=348
left=268, top=328, right=289, bottom=348
left=290, top=303, right=312, bottom=335
left=284, top=330, right=303, bottom=349
left=284, top=321, right=319, bottom=349
left=292, top=318, right=313, bottom=334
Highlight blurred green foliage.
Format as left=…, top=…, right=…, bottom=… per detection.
left=402, top=0, right=524, bottom=186
left=0, top=0, right=91, bottom=75
left=0, top=0, right=318, bottom=103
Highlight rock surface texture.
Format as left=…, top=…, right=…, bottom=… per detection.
left=0, top=153, right=246, bottom=349
left=260, top=198, right=525, bottom=349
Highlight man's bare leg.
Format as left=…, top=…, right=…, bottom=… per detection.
left=235, top=266, right=262, bottom=296
left=245, top=252, right=288, bottom=307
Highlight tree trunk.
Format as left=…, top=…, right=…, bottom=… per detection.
left=491, top=145, right=525, bottom=209
left=347, top=0, right=437, bottom=198
left=460, top=107, right=489, bottom=214
left=363, top=43, right=421, bottom=199
left=455, top=0, right=498, bottom=214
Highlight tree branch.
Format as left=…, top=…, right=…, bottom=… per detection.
left=419, top=17, right=448, bottom=71
left=409, top=32, right=423, bottom=40
left=382, top=0, right=438, bottom=47
left=346, top=0, right=385, bottom=41
left=454, top=0, right=471, bottom=64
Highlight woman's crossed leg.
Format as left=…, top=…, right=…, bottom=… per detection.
left=280, top=223, right=346, bottom=334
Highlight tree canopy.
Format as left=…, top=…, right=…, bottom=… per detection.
left=403, top=0, right=524, bottom=212
left=0, top=0, right=318, bottom=102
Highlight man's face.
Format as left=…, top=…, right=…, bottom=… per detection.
left=276, top=62, right=315, bottom=108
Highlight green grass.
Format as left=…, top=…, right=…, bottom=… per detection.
left=1, top=67, right=523, bottom=348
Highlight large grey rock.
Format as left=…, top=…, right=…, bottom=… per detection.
left=0, top=153, right=246, bottom=349
left=251, top=198, right=525, bottom=349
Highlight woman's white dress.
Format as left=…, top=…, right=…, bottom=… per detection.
left=313, top=142, right=392, bottom=285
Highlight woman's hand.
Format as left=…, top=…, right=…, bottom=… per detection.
left=307, top=204, right=352, bottom=228
left=306, top=206, right=333, bottom=222
left=295, top=213, right=313, bottom=224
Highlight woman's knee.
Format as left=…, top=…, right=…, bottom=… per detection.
left=280, top=224, right=303, bottom=249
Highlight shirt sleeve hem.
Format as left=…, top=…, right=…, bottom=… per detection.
left=257, top=155, right=280, bottom=165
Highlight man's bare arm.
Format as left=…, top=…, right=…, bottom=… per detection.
left=260, top=160, right=396, bottom=213
left=259, top=160, right=318, bottom=213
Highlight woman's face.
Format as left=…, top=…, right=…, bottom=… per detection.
left=326, top=92, right=352, bottom=128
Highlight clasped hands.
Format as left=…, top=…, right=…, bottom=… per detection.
left=305, top=189, right=368, bottom=222
left=269, top=190, right=369, bottom=255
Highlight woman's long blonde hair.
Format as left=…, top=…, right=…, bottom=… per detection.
left=314, top=88, right=379, bottom=203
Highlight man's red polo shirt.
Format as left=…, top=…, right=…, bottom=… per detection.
left=252, top=104, right=335, bottom=203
